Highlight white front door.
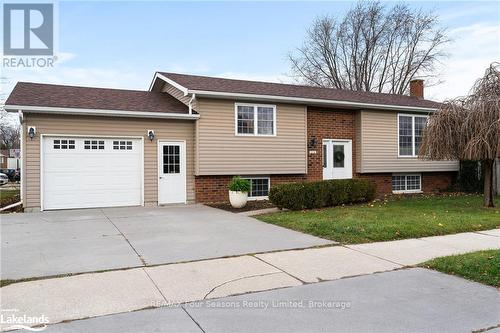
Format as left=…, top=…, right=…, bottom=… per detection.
left=158, top=141, right=186, bottom=204
left=322, top=139, right=353, bottom=180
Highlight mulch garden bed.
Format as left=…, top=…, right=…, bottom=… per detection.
left=207, top=200, right=276, bottom=213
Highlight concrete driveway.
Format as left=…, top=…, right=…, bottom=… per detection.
left=1, top=204, right=331, bottom=280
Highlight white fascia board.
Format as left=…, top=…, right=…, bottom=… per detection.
left=188, top=90, right=438, bottom=113
left=148, top=72, right=189, bottom=96
left=4, top=105, right=200, bottom=120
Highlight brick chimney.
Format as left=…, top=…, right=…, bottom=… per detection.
left=410, top=79, right=424, bottom=99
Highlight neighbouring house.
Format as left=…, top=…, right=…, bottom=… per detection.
left=0, top=153, right=7, bottom=169
left=5, top=73, right=458, bottom=211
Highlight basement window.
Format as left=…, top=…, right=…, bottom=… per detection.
left=242, top=177, right=270, bottom=199
left=392, top=174, right=422, bottom=193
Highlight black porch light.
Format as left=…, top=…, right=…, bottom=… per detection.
left=28, top=127, right=36, bottom=140
left=308, top=136, right=317, bottom=148
left=147, top=130, right=155, bottom=141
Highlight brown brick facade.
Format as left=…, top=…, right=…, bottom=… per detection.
left=357, top=173, right=393, bottom=195
left=195, top=174, right=307, bottom=203
left=422, top=172, right=455, bottom=193
left=306, top=107, right=356, bottom=180
left=357, top=172, right=456, bottom=196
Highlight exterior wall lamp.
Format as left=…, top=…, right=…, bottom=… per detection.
left=308, top=136, right=317, bottom=148
left=28, top=126, right=36, bottom=140
left=147, top=130, right=155, bottom=142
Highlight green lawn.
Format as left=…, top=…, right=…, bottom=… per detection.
left=257, top=194, right=500, bottom=244
left=421, top=250, right=500, bottom=287
left=0, top=189, right=20, bottom=208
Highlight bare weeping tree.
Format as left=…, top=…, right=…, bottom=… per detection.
left=289, top=1, right=449, bottom=94
left=419, top=63, right=500, bottom=207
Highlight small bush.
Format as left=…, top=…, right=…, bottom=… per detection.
left=269, top=179, right=376, bottom=210
left=228, top=176, right=251, bottom=192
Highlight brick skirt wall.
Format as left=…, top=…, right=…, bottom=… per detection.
left=357, top=173, right=393, bottom=194
left=422, top=172, right=456, bottom=193
left=358, top=171, right=456, bottom=196
left=195, top=174, right=307, bottom=203
left=195, top=172, right=456, bottom=202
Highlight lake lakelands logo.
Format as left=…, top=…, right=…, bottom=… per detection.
left=1, top=309, right=49, bottom=331
left=2, top=2, right=56, bottom=68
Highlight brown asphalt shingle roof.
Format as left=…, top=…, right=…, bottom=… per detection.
left=159, top=72, right=440, bottom=109
left=6, top=82, right=189, bottom=114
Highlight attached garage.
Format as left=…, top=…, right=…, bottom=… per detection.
left=41, top=136, right=143, bottom=210
left=5, top=82, right=198, bottom=211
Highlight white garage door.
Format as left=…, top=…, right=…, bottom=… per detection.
left=42, top=136, right=142, bottom=210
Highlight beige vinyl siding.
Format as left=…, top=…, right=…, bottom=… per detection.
left=357, top=110, right=459, bottom=173
left=161, top=82, right=197, bottom=109
left=196, top=98, right=307, bottom=175
left=23, top=113, right=195, bottom=209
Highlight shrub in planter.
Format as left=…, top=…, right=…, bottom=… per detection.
left=228, top=176, right=251, bottom=208
left=269, top=179, right=376, bottom=210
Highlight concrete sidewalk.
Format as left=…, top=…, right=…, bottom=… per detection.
left=1, top=229, right=499, bottom=330
left=10, top=269, right=500, bottom=333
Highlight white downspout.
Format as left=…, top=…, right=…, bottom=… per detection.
left=188, top=93, right=196, bottom=115
left=17, top=110, right=24, bottom=209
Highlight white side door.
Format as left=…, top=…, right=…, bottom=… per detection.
left=158, top=141, right=186, bottom=204
left=322, top=139, right=353, bottom=180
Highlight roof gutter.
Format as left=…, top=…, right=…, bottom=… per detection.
left=4, top=105, right=200, bottom=120
left=187, top=90, right=438, bottom=113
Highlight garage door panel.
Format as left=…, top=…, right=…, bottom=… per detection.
left=44, top=189, right=141, bottom=210
left=44, top=178, right=141, bottom=192
left=42, top=137, right=143, bottom=210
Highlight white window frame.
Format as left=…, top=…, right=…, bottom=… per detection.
left=392, top=173, right=422, bottom=194
left=397, top=114, right=428, bottom=158
left=235, top=103, right=277, bottom=137
left=242, top=176, right=271, bottom=200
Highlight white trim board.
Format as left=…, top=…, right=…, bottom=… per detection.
left=5, top=105, right=200, bottom=120
left=149, top=72, right=189, bottom=95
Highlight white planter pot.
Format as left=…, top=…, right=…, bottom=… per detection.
left=229, top=191, right=248, bottom=208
